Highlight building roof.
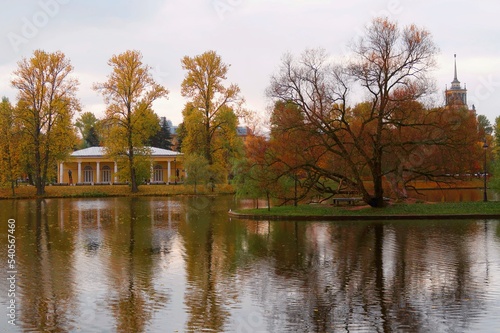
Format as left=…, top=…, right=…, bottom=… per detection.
left=236, top=126, right=248, bottom=136
left=70, top=146, right=182, bottom=157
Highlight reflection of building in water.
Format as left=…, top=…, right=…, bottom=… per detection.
left=150, top=200, right=182, bottom=254
left=56, top=198, right=183, bottom=255
left=75, top=199, right=115, bottom=254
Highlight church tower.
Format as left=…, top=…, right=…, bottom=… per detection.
left=445, top=54, right=467, bottom=107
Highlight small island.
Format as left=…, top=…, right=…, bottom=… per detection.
left=230, top=200, right=500, bottom=221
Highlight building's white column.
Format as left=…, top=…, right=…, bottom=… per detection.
left=59, top=163, right=64, bottom=183
left=167, top=161, right=171, bottom=184
left=77, top=162, right=82, bottom=183
left=96, top=162, right=100, bottom=183
left=114, top=161, right=118, bottom=183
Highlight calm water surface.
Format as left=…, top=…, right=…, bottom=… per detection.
left=0, top=196, right=499, bottom=332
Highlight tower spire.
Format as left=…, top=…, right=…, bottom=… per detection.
left=451, top=54, right=461, bottom=89
left=446, top=54, right=467, bottom=107
left=454, top=54, right=458, bottom=81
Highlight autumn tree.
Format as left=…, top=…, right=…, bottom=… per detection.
left=233, top=135, right=279, bottom=210
left=184, top=154, right=210, bottom=194
left=94, top=50, right=168, bottom=193
left=489, top=116, right=500, bottom=191
left=268, top=101, right=322, bottom=205
left=384, top=103, right=481, bottom=196
left=494, top=116, right=500, bottom=159
left=11, top=50, right=80, bottom=195
left=268, top=18, right=443, bottom=207
left=75, top=111, right=101, bottom=148
left=180, top=51, right=244, bottom=181
left=175, top=122, right=187, bottom=152
left=0, top=98, right=21, bottom=196
left=477, top=114, right=493, bottom=138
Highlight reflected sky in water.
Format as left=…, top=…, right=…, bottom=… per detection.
left=0, top=196, right=499, bottom=332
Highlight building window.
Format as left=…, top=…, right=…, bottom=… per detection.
left=154, top=165, right=163, bottom=182
left=84, top=165, right=93, bottom=183
left=102, top=166, right=111, bottom=183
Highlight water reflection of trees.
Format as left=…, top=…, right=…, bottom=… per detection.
left=179, top=196, right=236, bottom=332
left=236, top=219, right=495, bottom=332
left=104, top=198, right=173, bottom=333
left=173, top=198, right=498, bottom=332
left=1, top=196, right=498, bottom=332
left=2, top=199, right=79, bottom=332
left=0, top=197, right=178, bottom=333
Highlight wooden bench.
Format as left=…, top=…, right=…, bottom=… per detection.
left=332, top=197, right=362, bottom=206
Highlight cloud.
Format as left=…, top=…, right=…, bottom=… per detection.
left=1, top=0, right=499, bottom=125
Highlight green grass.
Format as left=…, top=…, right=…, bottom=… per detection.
left=235, top=201, right=500, bottom=217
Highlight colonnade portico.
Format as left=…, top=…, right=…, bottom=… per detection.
left=150, top=160, right=173, bottom=183
left=58, top=160, right=119, bottom=185
left=57, top=146, right=183, bottom=185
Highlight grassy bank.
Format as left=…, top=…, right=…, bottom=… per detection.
left=234, top=201, right=500, bottom=218
left=0, top=184, right=235, bottom=199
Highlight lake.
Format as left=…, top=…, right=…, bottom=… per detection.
left=0, top=196, right=499, bottom=332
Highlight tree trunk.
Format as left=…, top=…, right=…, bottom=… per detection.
left=41, top=140, right=51, bottom=196
left=130, top=166, right=138, bottom=193
left=370, top=160, right=385, bottom=208
left=35, top=178, right=44, bottom=196
left=35, top=165, right=45, bottom=195
left=129, top=150, right=139, bottom=193
left=205, top=123, right=212, bottom=165
left=34, top=136, right=45, bottom=196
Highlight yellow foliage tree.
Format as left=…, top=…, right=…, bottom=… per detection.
left=94, top=50, right=168, bottom=193
left=0, top=98, right=22, bottom=196
left=180, top=51, right=244, bottom=181
left=11, top=50, right=80, bottom=195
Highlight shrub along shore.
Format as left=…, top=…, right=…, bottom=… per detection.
left=231, top=201, right=500, bottom=220
left=0, top=184, right=235, bottom=200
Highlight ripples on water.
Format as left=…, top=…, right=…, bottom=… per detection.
left=0, top=197, right=499, bottom=332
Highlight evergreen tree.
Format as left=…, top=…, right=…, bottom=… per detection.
left=75, top=111, right=100, bottom=148
left=85, top=126, right=101, bottom=147
left=149, top=118, right=172, bottom=149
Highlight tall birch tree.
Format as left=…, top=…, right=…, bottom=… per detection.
left=94, top=50, right=168, bottom=193
left=0, top=98, right=21, bottom=196
left=11, top=50, right=80, bottom=195
left=180, top=51, right=244, bottom=170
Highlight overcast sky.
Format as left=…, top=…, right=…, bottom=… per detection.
left=1, top=0, right=499, bottom=127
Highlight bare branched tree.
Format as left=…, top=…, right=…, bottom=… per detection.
left=268, top=18, right=448, bottom=207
